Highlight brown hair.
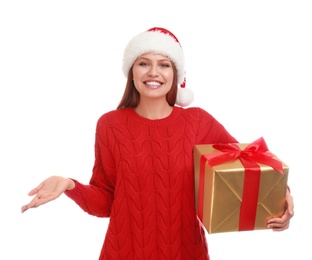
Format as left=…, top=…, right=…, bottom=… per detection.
left=117, top=63, right=178, bottom=109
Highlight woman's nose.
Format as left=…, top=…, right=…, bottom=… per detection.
left=147, top=65, right=159, bottom=77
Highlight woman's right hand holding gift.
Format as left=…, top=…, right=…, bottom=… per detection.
left=267, top=188, right=294, bottom=231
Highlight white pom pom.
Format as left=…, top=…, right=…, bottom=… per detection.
left=176, top=87, right=194, bottom=107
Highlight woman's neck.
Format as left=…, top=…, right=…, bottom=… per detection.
left=134, top=100, right=173, bottom=120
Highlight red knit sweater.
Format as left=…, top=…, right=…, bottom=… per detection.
left=65, top=106, right=237, bottom=259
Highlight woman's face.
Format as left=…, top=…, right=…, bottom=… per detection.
left=132, top=53, right=174, bottom=103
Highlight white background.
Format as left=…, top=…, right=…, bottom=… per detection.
left=1, top=0, right=311, bottom=259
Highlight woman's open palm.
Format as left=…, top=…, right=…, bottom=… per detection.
left=21, top=176, right=75, bottom=213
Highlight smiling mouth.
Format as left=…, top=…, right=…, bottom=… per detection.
left=145, top=81, right=162, bottom=89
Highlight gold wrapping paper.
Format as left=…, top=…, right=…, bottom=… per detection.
left=194, top=143, right=289, bottom=234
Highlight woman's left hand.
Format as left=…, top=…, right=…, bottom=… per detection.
left=266, top=187, right=294, bottom=231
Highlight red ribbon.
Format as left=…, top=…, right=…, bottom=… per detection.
left=198, top=137, right=283, bottom=231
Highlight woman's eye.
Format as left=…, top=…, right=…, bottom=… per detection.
left=160, top=63, right=170, bottom=68
left=139, top=62, right=148, bottom=66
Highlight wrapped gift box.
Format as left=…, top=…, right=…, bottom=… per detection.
left=194, top=137, right=289, bottom=234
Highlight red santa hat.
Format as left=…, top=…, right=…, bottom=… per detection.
left=122, top=27, right=194, bottom=107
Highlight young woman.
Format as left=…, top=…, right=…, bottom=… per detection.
left=21, top=27, right=294, bottom=259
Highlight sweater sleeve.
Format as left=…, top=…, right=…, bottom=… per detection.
left=64, top=115, right=115, bottom=218
left=195, top=107, right=238, bottom=144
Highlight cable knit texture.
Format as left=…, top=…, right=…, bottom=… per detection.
left=65, top=106, right=237, bottom=259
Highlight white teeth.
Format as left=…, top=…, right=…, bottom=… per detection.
left=146, top=81, right=161, bottom=86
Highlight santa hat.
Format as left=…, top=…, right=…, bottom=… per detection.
left=122, top=27, right=194, bottom=107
